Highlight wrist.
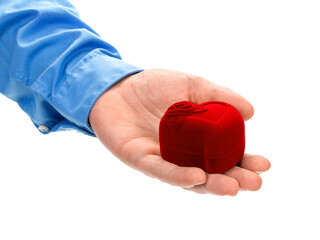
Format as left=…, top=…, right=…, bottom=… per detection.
left=88, top=72, right=141, bottom=133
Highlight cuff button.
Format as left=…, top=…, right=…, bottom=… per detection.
left=38, top=125, right=49, bottom=133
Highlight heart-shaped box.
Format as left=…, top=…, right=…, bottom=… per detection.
left=159, top=101, right=245, bottom=174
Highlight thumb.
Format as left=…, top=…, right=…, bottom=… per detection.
left=188, top=75, right=254, bottom=121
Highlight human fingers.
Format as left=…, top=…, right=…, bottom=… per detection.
left=136, top=154, right=207, bottom=188
left=184, top=155, right=270, bottom=194
left=188, top=75, right=254, bottom=121
left=185, top=155, right=268, bottom=193
left=224, top=166, right=262, bottom=191
left=199, top=173, right=240, bottom=196
left=239, top=153, right=271, bottom=173
left=182, top=185, right=208, bottom=194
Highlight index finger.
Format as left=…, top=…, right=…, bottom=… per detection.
left=136, top=154, right=207, bottom=188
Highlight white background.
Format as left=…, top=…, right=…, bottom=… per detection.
left=1, top=0, right=320, bottom=239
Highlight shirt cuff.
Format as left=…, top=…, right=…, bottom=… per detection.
left=50, top=49, right=143, bottom=137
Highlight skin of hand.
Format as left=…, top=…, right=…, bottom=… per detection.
left=89, top=69, right=271, bottom=195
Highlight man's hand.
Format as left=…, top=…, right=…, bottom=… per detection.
left=89, top=69, right=271, bottom=195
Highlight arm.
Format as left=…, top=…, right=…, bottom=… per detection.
left=0, top=0, right=142, bottom=136
left=0, top=0, right=270, bottom=195
left=89, top=69, right=271, bottom=195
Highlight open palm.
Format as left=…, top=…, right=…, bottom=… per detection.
left=89, top=69, right=270, bottom=195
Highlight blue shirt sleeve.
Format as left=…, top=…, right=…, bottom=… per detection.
left=0, top=0, right=143, bottom=137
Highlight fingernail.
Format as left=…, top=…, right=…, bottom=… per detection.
left=194, top=180, right=206, bottom=187
left=185, top=182, right=204, bottom=188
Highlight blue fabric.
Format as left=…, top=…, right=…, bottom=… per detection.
left=0, top=0, right=143, bottom=137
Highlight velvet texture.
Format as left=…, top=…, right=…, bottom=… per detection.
left=159, top=101, right=245, bottom=174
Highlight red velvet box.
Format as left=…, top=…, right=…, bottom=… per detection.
left=159, top=101, right=245, bottom=174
